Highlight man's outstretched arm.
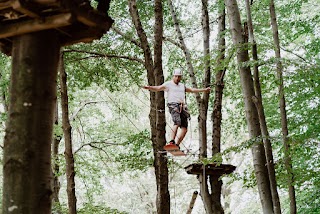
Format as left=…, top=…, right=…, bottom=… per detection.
left=186, top=87, right=211, bottom=93
left=143, top=85, right=166, bottom=92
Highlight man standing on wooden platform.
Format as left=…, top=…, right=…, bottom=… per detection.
left=143, top=68, right=210, bottom=149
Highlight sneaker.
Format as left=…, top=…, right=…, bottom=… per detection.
left=175, top=144, right=180, bottom=150
left=168, top=140, right=180, bottom=150
left=169, top=140, right=175, bottom=144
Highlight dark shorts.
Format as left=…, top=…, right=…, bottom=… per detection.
left=168, top=103, right=189, bottom=128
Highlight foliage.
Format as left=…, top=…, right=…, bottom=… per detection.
left=78, top=204, right=128, bottom=214
left=52, top=202, right=127, bottom=214
left=113, top=130, right=154, bottom=172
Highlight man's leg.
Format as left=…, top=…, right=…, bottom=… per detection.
left=176, top=111, right=189, bottom=146
left=176, top=127, right=187, bottom=145
left=170, top=124, right=179, bottom=143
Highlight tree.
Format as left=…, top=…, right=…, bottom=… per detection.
left=2, top=30, right=60, bottom=214
left=128, top=0, right=170, bottom=213
left=244, top=0, right=281, bottom=213
left=52, top=100, right=62, bottom=213
left=225, top=0, right=273, bottom=213
left=60, top=53, right=77, bottom=214
left=167, top=0, right=213, bottom=212
left=211, top=1, right=227, bottom=213
left=269, top=1, right=297, bottom=213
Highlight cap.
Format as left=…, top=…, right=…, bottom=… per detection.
left=173, top=68, right=183, bottom=76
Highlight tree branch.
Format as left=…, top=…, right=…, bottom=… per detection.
left=63, top=49, right=144, bottom=64
left=70, top=100, right=108, bottom=121
left=163, top=36, right=183, bottom=49
left=74, top=141, right=124, bottom=154
left=280, top=46, right=309, bottom=63
left=111, top=26, right=142, bottom=48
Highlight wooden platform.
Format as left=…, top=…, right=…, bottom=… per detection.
left=184, top=163, right=236, bottom=176
left=0, top=0, right=113, bottom=55
left=164, top=144, right=186, bottom=156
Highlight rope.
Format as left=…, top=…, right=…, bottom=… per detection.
left=99, top=87, right=143, bottom=132
left=169, top=149, right=198, bottom=181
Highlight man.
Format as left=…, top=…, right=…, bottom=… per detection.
left=143, top=68, right=210, bottom=149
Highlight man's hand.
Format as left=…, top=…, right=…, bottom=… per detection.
left=205, top=87, right=211, bottom=93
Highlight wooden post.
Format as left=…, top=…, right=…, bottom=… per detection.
left=186, top=191, right=198, bottom=214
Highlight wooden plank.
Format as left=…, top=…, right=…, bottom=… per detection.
left=164, top=144, right=180, bottom=151
left=184, top=163, right=236, bottom=175
left=0, top=13, right=74, bottom=39
left=0, top=0, right=13, bottom=10
left=32, top=0, right=59, bottom=4
left=72, top=5, right=114, bottom=28
left=11, top=0, right=40, bottom=18
left=168, top=150, right=186, bottom=156
left=164, top=144, right=186, bottom=156
left=60, top=27, right=103, bottom=47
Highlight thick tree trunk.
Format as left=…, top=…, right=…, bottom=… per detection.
left=198, top=0, right=210, bottom=159
left=59, top=54, right=77, bottom=214
left=269, top=1, right=296, bottom=213
left=199, top=1, right=212, bottom=212
left=153, top=0, right=170, bottom=213
left=2, top=30, right=60, bottom=214
left=244, top=1, right=281, bottom=213
left=210, top=1, right=226, bottom=213
left=129, top=1, right=170, bottom=213
left=225, top=0, right=274, bottom=213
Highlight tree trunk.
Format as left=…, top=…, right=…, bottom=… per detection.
left=210, top=1, right=226, bottom=213
left=199, top=1, right=212, bottom=212
left=52, top=100, right=62, bottom=210
left=269, top=1, right=296, bottom=213
left=198, top=0, right=210, bottom=159
left=59, top=53, right=77, bottom=214
left=0, top=65, right=8, bottom=112
left=244, top=1, right=281, bottom=213
left=168, top=0, right=212, bottom=213
left=186, top=191, right=198, bottom=214
left=2, top=30, right=60, bottom=214
left=225, top=0, right=274, bottom=213
left=129, top=0, right=170, bottom=213
left=153, top=0, right=170, bottom=213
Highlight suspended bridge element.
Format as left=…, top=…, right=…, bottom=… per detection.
left=184, top=163, right=236, bottom=176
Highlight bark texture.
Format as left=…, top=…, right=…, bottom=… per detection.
left=2, top=30, right=60, bottom=214
left=225, top=0, right=274, bottom=213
